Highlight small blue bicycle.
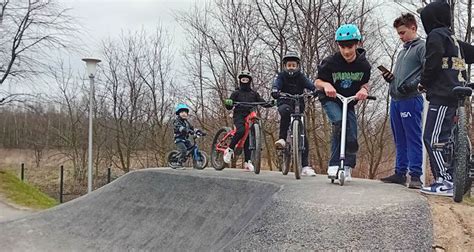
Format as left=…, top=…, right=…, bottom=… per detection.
left=167, top=129, right=208, bottom=169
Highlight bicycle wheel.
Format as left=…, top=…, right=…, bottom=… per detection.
left=453, top=107, right=469, bottom=202
left=280, top=144, right=291, bottom=175
left=167, top=150, right=181, bottom=168
left=292, top=120, right=302, bottom=179
left=250, top=123, right=262, bottom=174
left=193, top=151, right=208, bottom=170
left=211, top=127, right=231, bottom=170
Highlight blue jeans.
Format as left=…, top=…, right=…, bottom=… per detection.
left=390, top=96, right=423, bottom=178
left=322, top=101, right=357, bottom=168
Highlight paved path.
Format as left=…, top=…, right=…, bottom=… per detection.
left=0, top=199, right=34, bottom=223
left=0, top=168, right=433, bottom=251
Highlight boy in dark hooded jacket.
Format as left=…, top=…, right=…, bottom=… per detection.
left=419, top=1, right=474, bottom=196
left=271, top=52, right=317, bottom=176
left=223, top=70, right=273, bottom=172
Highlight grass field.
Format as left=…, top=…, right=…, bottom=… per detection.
left=0, top=170, right=58, bottom=209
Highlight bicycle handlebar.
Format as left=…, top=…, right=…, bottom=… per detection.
left=189, top=129, right=206, bottom=137
left=233, top=101, right=271, bottom=105
left=418, top=83, right=473, bottom=93
left=233, top=101, right=273, bottom=108
left=279, top=91, right=320, bottom=100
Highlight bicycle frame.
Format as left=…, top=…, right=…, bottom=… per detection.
left=183, top=134, right=203, bottom=161
left=280, top=93, right=312, bottom=152
left=214, top=110, right=259, bottom=153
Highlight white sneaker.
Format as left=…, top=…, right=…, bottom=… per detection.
left=244, top=161, right=254, bottom=172
left=275, top=139, right=286, bottom=148
left=223, top=148, right=234, bottom=164
left=344, top=166, right=352, bottom=182
left=301, top=166, right=316, bottom=176
left=327, top=166, right=338, bottom=177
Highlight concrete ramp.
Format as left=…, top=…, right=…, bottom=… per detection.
left=0, top=168, right=433, bottom=251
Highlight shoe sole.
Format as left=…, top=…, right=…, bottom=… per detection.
left=419, top=190, right=453, bottom=197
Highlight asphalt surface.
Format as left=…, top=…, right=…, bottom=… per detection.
left=0, top=168, right=433, bottom=251
left=0, top=200, right=34, bottom=223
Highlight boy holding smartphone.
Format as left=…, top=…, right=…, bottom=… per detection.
left=380, top=13, right=425, bottom=189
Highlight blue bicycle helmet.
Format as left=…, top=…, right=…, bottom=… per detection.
left=335, top=24, right=362, bottom=41
left=175, top=103, right=190, bottom=115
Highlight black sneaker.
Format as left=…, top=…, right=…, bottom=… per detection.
left=380, top=173, right=407, bottom=185
left=408, top=176, right=422, bottom=189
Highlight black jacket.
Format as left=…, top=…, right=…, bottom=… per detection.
left=272, top=71, right=315, bottom=108
left=317, top=48, right=371, bottom=108
left=420, top=1, right=469, bottom=106
left=173, top=116, right=193, bottom=141
left=226, top=87, right=268, bottom=115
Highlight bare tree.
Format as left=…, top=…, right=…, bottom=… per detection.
left=47, top=60, right=88, bottom=182
left=0, top=0, right=78, bottom=86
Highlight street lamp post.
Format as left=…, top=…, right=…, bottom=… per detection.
left=82, top=57, right=101, bottom=194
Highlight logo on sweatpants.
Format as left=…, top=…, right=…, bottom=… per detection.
left=400, top=112, right=412, bottom=118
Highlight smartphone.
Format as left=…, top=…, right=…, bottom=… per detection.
left=377, top=65, right=390, bottom=74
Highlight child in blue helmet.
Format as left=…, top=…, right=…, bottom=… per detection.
left=173, top=103, right=194, bottom=167
left=315, top=24, right=372, bottom=181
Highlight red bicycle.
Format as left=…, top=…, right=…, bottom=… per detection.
left=211, top=102, right=268, bottom=174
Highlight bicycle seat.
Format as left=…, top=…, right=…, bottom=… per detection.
left=452, top=86, right=472, bottom=97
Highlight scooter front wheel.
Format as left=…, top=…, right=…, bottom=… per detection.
left=339, top=170, right=345, bottom=186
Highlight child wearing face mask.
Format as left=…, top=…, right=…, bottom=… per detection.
left=223, top=70, right=273, bottom=172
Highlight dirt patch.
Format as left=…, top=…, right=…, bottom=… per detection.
left=428, top=196, right=474, bottom=251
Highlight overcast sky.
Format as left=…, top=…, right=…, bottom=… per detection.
left=6, top=0, right=404, bottom=94
left=65, top=0, right=194, bottom=55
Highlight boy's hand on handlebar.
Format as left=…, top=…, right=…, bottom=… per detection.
left=224, top=99, right=233, bottom=106
left=417, top=84, right=426, bottom=93
left=271, top=90, right=280, bottom=99
left=323, top=85, right=337, bottom=98
left=195, top=129, right=206, bottom=136
left=355, top=88, right=368, bottom=100
left=265, top=100, right=277, bottom=107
